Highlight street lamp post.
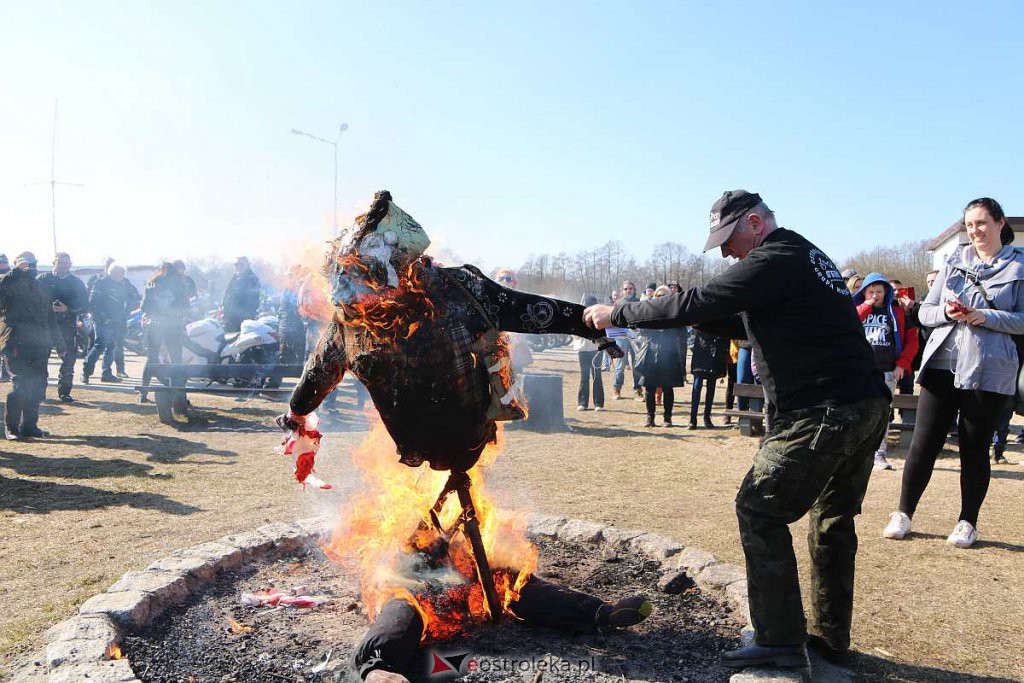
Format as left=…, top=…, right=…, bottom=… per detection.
left=290, top=123, right=349, bottom=233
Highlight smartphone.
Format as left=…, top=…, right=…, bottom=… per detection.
left=896, top=287, right=915, bottom=301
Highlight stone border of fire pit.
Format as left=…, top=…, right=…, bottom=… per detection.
left=29, top=515, right=852, bottom=683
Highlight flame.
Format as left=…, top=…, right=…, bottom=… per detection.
left=226, top=615, right=252, bottom=634
left=334, top=257, right=436, bottom=342
left=105, top=642, right=124, bottom=660
left=325, top=422, right=537, bottom=641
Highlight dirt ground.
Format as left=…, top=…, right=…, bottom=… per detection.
left=1, top=348, right=1022, bottom=681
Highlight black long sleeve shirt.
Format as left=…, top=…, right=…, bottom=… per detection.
left=611, top=228, right=888, bottom=411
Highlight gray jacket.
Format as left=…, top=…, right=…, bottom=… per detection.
left=918, top=244, right=1024, bottom=395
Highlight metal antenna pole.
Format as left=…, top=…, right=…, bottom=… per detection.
left=26, top=99, right=84, bottom=255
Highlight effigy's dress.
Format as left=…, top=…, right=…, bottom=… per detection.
left=289, top=261, right=600, bottom=472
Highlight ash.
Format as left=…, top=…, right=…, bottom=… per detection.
left=125, top=539, right=739, bottom=683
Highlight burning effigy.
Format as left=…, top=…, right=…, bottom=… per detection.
left=276, top=191, right=651, bottom=682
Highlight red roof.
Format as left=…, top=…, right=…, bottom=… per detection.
left=928, top=217, right=1024, bottom=251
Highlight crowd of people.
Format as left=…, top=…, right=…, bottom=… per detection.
left=0, top=250, right=343, bottom=437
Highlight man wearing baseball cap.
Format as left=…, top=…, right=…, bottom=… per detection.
left=584, top=191, right=890, bottom=669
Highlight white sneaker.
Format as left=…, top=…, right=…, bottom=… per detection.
left=882, top=511, right=911, bottom=539
left=576, top=405, right=587, bottom=411
left=593, top=406, right=604, bottom=412
left=947, top=520, right=978, bottom=548
left=873, top=455, right=894, bottom=471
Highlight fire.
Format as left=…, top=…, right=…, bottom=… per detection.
left=325, top=422, right=537, bottom=641
left=105, top=642, right=124, bottom=660
left=333, top=257, right=436, bottom=342
left=226, top=615, right=253, bottom=634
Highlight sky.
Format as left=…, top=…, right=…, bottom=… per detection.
left=2, top=1, right=1022, bottom=273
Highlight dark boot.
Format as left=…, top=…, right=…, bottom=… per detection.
left=663, top=413, right=673, bottom=427
left=721, top=643, right=808, bottom=669
left=643, top=414, right=655, bottom=428
left=704, top=416, right=714, bottom=429
left=596, top=595, right=653, bottom=632
left=5, top=394, right=22, bottom=439
left=994, top=444, right=1007, bottom=464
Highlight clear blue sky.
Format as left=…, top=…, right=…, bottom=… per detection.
left=2, top=1, right=1022, bottom=272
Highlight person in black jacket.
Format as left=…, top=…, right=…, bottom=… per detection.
left=37, top=252, right=87, bottom=402
left=635, top=285, right=686, bottom=427
left=221, top=257, right=261, bottom=332
left=0, top=252, right=65, bottom=438
left=689, top=328, right=729, bottom=429
left=83, top=264, right=135, bottom=383
left=139, top=263, right=190, bottom=404
left=584, top=190, right=890, bottom=670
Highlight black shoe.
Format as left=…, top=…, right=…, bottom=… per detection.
left=721, top=643, right=808, bottom=669
left=19, top=427, right=49, bottom=439
left=703, top=417, right=714, bottom=429
left=101, top=373, right=122, bottom=383
left=687, top=421, right=698, bottom=430
left=81, top=374, right=90, bottom=385
left=117, top=370, right=129, bottom=378
left=663, top=418, right=673, bottom=427
left=643, top=416, right=655, bottom=428
left=596, top=595, right=653, bottom=632
left=58, top=394, right=74, bottom=403
left=806, top=634, right=851, bottom=665
left=139, top=395, right=150, bottom=404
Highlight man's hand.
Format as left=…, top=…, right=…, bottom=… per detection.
left=898, top=294, right=914, bottom=309
left=894, top=366, right=905, bottom=382
left=583, top=304, right=614, bottom=330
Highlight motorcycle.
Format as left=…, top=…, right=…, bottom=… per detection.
left=182, top=315, right=283, bottom=387
left=124, top=309, right=147, bottom=356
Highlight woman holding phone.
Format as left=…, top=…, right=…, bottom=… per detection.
left=883, top=198, right=1024, bottom=547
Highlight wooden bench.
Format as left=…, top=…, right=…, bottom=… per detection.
left=889, top=392, right=919, bottom=447
left=134, top=363, right=306, bottom=424
left=724, top=385, right=920, bottom=443
left=723, top=383, right=766, bottom=437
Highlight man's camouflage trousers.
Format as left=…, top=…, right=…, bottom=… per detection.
left=736, top=395, right=889, bottom=651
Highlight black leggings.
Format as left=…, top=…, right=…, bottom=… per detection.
left=898, top=369, right=1006, bottom=527
left=645, top=385, right=674, bottom=418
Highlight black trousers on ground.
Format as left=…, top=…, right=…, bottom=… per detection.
left=3, top=344, right=51, bottom=432
left=576, top=350, right=604, bottom=408
left=690, top=374, right=717, bottom=424
left=898, top=369, right=1006, bottom=527
left=354, top=575, right=604, bottom=680
left=140, top=323, right=184, bottom=398
left=54, top=323, right=77, bottom=397
left=645, top=385, right=674, bottom=419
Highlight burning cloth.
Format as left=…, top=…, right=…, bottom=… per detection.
left=278, top=191, right=647, bottom=682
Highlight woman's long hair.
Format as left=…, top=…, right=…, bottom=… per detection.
left=148, top=261, right=174, bottom=286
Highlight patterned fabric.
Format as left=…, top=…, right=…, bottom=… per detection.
left=289, top=260, right=600, bottom=471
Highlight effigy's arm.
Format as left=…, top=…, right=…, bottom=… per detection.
left=288, top=320, right=348, bottom=418
left=446, top=265, right=605, bottom=339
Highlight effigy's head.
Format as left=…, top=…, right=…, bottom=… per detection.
left=325, top=190, right=431, bottom=305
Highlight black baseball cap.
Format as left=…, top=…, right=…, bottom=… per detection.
left=703, top=190, right=762, bottom=252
